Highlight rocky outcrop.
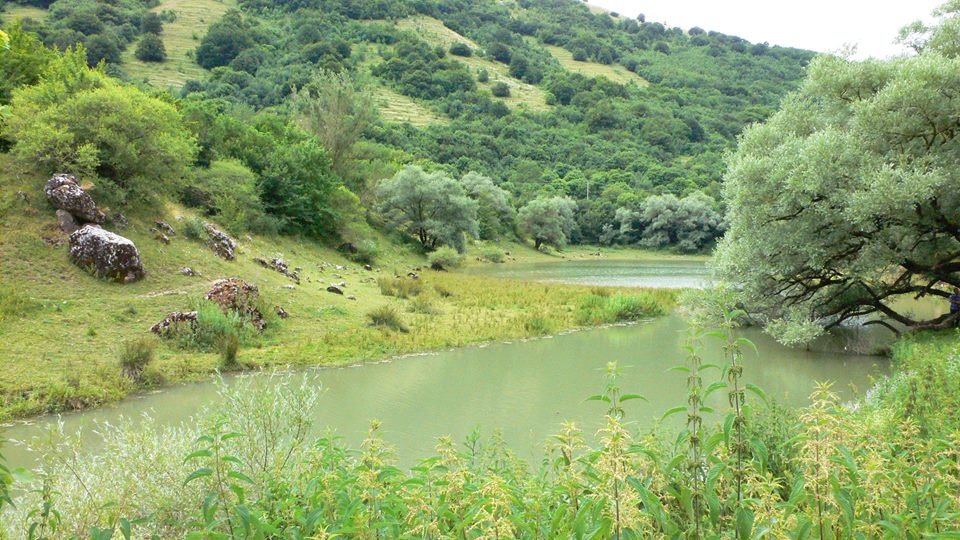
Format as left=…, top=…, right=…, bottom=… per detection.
left=150, top=311, right=198, bottom=336
left=205, top=223, right=236, bottom=260
left=326, top=285, right=344, bottom=295
left=254, top=257, right=300, bottom=283
left=69, top=225, right=145, bottom=283
left=44, top=174, right=104, bottom=224
left=205, top=278, right=265, bottom=330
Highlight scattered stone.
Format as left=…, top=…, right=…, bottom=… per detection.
left=430, top=261, right=447, bottom=271
left=69, top=225, right=145, bottom=283
left=155, top=220, right=176, bottom=236
left=179, top=267, right=198, bottom=276
left=504, top=251, right=511, bottom=256
left=335, top=281, right=346, bottom=288
left=43, top=174, right=104, bottom=224
left=205, top=278, right=265, bottom=330
left=42, top=235, right=64, bottom=247
left=363, top=264, right=372, bottom=271
left=346, top=294, right=357, bottom=301
left=254, top=256, right=300, bottom=283
left=275, top=306, right=289, bottom=319
left=326, top=285, right=344, bottom=295
left=333, top=273, right=343, bottom=279
left=283, top=284, right=296, bottom=290
left=338, top=242, right=358, bottom=254
left=150, top=311, right=198, bottom=336
left=407, top=272, right=420, bottom=280
left=16, top=191, right=28, bottom=202
left=56, top=209, right=79, bottom=234
left=204, top=223, right=236, bottom=260
left=155, top=233, right=170, bottom=245
left=109, top=212, right=129, bottom=229
left=335, top=265, right=345, bottom=271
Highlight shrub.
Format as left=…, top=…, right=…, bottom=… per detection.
left=188, top=159, right=267, bottom=233
left=118, top=337, right=157, bottom=382
left=428, top=246, right=463, bottom=270
left=480, top=246, right=505, bottom=263
left=377, top=276, right=422, bottom=299
left=477, top=68, right=489, bottom=83
left=408, top=294, right=440, bottom=315
left=135, top=34, right=166, bottom=62
left=576, top=293, right=664, bottom=325
left=523, top=313, right=553, bottom=335
left=349, top=239, right=380, bottom=265
left=367, top=305, right=408, bottom=332
left=491, top=82, right=510, bottom=97
left=182, top=216, right=206, bottom=240
left=217, top=332, right=241, bottom=369
left=449, top=42, right=472, bottom=57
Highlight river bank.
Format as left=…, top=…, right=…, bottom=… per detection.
left=0, top=208, right=682, bottom=421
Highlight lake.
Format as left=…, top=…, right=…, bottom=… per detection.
left=2, top=258, right=888, bottom=467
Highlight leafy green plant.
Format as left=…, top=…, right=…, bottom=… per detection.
left=367, top=305, right=409, bottom=333
left=118, top=336, right=157, bottom=382
left=480, top=246, right=505, bottom=263
left=428, top=245, right=464, bottom=270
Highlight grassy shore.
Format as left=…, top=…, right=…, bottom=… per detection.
left=0, top=161, right=681, bottom=421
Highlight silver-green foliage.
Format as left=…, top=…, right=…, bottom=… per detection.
left=715, top=7, right=960, bottom=344
left=518, top=196, right=577, bottom=250
left=376, top=165, right=478, bottom=252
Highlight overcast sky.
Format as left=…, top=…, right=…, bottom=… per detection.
left=588, top=0, right=943, bottom=58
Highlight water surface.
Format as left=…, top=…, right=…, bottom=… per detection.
left=3, top=259, right=888, bottom=467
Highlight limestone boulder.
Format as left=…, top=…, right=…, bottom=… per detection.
left=44, top=174, right=104, bottom=224
left=205, top=223, right=236, bottom=260
left=69, top=225, right=145, bottom=283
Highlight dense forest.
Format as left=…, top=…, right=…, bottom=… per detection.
left=1, top=0, right=813, bottom=252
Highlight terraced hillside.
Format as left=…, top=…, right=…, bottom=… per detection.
left=121, top=0, right=235, bottom=88
left=395, top=15, right=551, bottom=112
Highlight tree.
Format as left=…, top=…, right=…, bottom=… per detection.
left=715, top=31, right=960, bottom=344
left=376, top=166, right=478, bottom=252
left=0, top=23, right=54, bottom=104
left=460, top=172, right=513, bottom=240
left=293, top=69, right=377, bottom=175
left=140, top=12, right=163, bottom=34
left=518, top=196, right=577, bottom=250
left=621, top=193, right=722, bottom=252
left=135, top=34, right=166, bottom=62
left=6, top=48, right=196, bottom=205
left=85, top=33, right=121, bottom=66
left=196, top=10, right=253, bottom=69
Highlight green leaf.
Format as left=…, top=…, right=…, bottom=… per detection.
left=660, top=405, right=687, bottom=421
left=745, top=383, right=768, bottom=403
left=183, top=449, right=212, bottom=463
left=228, top=470, right=255, bottom=484
left=183, top=467, right=213, bottom=486
left=620, top=393, right=647, bottom=402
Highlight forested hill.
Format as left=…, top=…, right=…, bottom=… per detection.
left=1, top=0, right=814, bottom=249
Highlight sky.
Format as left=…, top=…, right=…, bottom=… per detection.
left=588, top=0, right=944, bottom=58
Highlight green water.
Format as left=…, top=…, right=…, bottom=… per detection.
left=465, top=257, right=710, bottom=288
left=2, top=259, right=889, bottom=467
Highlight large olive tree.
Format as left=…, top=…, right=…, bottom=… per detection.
left=715, top=4, right=960, bottom=344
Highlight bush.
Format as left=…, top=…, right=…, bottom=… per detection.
left=480, top=246, right=505, bottom=263
left=449, top=42, right=472, bottom=57
left=377, top=276, right=422, bottom=299
left=477, top=68, right=489, bottom=83
left=523, top=313, right=553, bottom=335
left=576, top=293, right=664, bottom=325
left=428, top=246, right=464, bottom=270
left=348, top=239, right=380, bottom=265
left=135, top=34, right=166, bottom=62
left=367, top=305, right=408, bottom=332
left=188, top=160, right=267, bottom=233
left=6, top=49, right=196, bottom=205
left=118, top=337, right=157, bottom=381
left=491, top=82, right=510, bottom=97
left=217, top=331, right=240, bottom=369
left=408, top=294, right=440, bottom=315
left=182, top=216, right=206, bottom=240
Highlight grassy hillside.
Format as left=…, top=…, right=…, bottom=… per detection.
left=120, top=0, right=235, bottom=88
left=371, top=85, right=447, bottom=127
left=541, top=42, right=649, bottom=86
left=394, top=16, right=551, bottom=112
left=0, top=3, right=46, bottom=22
left=0, top=157, right=677, bottom=421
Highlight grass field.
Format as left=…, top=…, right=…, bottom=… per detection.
left=543, top=43, right=650, bottom=87
left=0, top=156, right=677, bottom=421
left=372, top=86, right=446, bottom=127
left=394, top=16, right=551, bottom=112
left=120, top=0, right=234, bottom=89
left=0, top=4, right=47, bottom=23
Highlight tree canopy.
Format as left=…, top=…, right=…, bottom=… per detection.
left=518, top=196, right=577, bottom=250
left=376, top=166, right=478, bottom=252
left=715, top=13, right=960, bottom=344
